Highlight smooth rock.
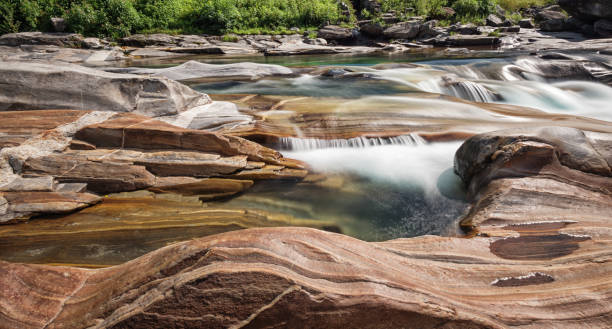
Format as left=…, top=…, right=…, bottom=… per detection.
left=0, top=61, right=211, bottom=116
left=0, top=32, right=83, bottom=47
left=383, top=21, right=422, bottom=39
left=317, top=25, right=354, bottom=40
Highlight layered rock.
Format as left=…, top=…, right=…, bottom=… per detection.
left=0, top=110, right=306, bottom=223
left=0, top=61, right=211, bottom=116
left=1, top=126, right=611, bottom=328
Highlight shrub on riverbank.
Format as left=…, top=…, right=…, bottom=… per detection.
left=1, top=0, right=556, bottom=37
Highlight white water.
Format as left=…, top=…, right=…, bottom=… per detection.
left=278, top=134, right=426, bottom=151
left=283, top=141, right=463, bottom=195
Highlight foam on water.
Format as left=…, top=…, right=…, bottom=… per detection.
left=283, top=141, right=463, bottom=195
left=278, top=134, right=425, bottom=151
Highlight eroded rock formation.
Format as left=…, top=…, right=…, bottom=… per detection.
left=1, top=127, right=610, bottom=328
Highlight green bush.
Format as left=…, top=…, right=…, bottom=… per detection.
left=452, top=0, right=496, bottom=18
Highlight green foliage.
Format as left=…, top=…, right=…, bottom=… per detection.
left=221, top=34, right=239, bottom=42
left=65, top=0, right=141, bottom=38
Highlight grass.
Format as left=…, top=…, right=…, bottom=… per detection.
left=496, top=0, right=556, bottom=12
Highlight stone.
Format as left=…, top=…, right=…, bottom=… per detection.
left=498, top=26, right=521, bottom=33
left=81, top=37, right=104, bottom=49
left=436, top=35, right=501, bottom=47
left=486, top=14, right=504, bottom=27
left=541, top=18, right=572, bottom=32
left=0, top=176, right=55, bottom=192
left=121, top=60, right=293, bottom=81
left=519, top=19, right=535, bottom=28
left=0, top=191, right=101, bottom=223
left=120, top=33, right=180, bottom=47
left=0, top=32, right=83, bottom=47
left=317, top=25, right=354, bottom=40
left=594, top=19, right=612, bottom=37
left=418, top=20, right=441, bottom=39
left=303, top=38, right=328, bottom=46
left=383, top=21, right=422, bottom=40
left=150, top=177, right=254, bottom=198
left=359, top=22, right=384, bottom=37
left=0, top=61, right=211, bottom=117
left=559, top=0, right=612, bottom=22
left=50, top=17, right=66, bottom=32
left=451, top=23, right=479, bottom=35
left=160, top=101, right=254, bottom=131
left=536, top=10, right=567, bottom=22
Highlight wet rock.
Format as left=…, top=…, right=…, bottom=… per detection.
left=594, top=19, right=612, bottom=37
left=0, top=32, right=83, bottom=47
left=317, top=25, right=354, bottom=41
left=383, top=21, right=422, bottom=40
left=0, top=61, right=211, bottom=117
left=50, top=17, right=66, bottom=32
left=519, top=19, right=535, bottom=28
left=559, top=0, right=612, bottom=22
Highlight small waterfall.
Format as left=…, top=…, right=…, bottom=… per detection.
left=278, top=134, right=426, bottom=151
left=443, top=80, right=495, bottom=103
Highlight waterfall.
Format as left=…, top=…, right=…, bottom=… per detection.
left=277, top=134, right=426, bottom=151
left=443, top=80, right=495, bottom=103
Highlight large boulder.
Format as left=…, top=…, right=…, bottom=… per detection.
left=383, top=21, right=422, bottom=39
left=0, top=61, right=211, bottom=117
left=0, top=32, right=83, bottom=47
left=536, top=10, right=567, bottom=22
left=559, top=0, right=612, bottom=22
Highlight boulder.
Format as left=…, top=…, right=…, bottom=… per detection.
left=435, top=35, right=501, bottom=47
left=383, top=21, right=422, bottom=39
left=541, top=18, right=573, bottom=32
left=450, top=23, right=479, bottom=35
left=519, top=19, right=535, bottom=28
left=486, top=14, right=504, bottom=27
left=303, top=38, right=328, bottom=45
left=317, top=25, right=354, bottom=40
left=50, top=17, right=66, bottom=32
left=418, top=20, right=442, bottom=39
left=0, top=32, right=83, bottom=47
left=594, top=19, right=612, bottom=37
left=359, top=22, right=384, bottom=37
left=0, top=61, right=211, bottom=117
left=559, top=0, right=612, bottom=22
left=536, top=10, right=567, bottom=22
left=120, top=33, right=180, bottom=47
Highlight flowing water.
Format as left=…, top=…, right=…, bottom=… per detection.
left=3, top=53, right=612, bottom=266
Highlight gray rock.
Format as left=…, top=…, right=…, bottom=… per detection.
left=122, top=60, right=293, bottom=81
left=383, top=21, right=422, bottom=39
left=160, top=101, right=253, bottom=131
left=120, top=34, right=181, bottom=47
left=50, top=17, right=66, bottom=32
left=418, top=20, right=442, bottom=39
left=82, top=37, right=103, bottom=49
left=304, top=38, right=328, bottom=46
left=450, top=23, right=479, bottom=35
left=0, top=61, right=210, bottom=117
left=519, top=19, right=535, bottom=28
left=486, top=14, right=504, bottom=27
left=436, top=35, right=501, bottom=47
left=541, top=18, right=572, bottom=32
left=0, top=32, right=83, bottom=47
left=594, top=19, right=612, bottom=37
left=0, top=176, right=55, bottom=192
left=536, top=10, right=567, bottom=22
left=317, top=25, right=354, bottom=40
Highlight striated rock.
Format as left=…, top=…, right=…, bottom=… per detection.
left=160, top=101, right=254, bottom=131
left=0, top=61, right=211, bottom=116
left=150, top=177, right=253, bottom=199
left=118, top=60, right=293, bottom=81
left=0, top=32, right=83, bottom=47
left=0, top=191, right=101, bottom=223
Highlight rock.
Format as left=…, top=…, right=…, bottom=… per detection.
left=317, top=25, right=354, bottom=40
left=50, top=17, right=66, bottom=32
left=418, top=20, right=441, bottom=39
left=0, top=191, right=101, bottom=223
left=486, top=14, right=504, bottom=27
left=359, top=22, right=384, bottom=37
left=594, top=19, right=612, bottom=37
left=150, top=177, right=253, bottom=199
left=519, top=19, right=535, bottom=28
left=81, top=37, right=104, bottom=49
left=0, top=32, right=83, bottom=47
left=0, top=176, right=55, bottom=192
left=541, top=18, right=573, bottom=32
left=383, top=21, right=422, bottom=39
left=450, top=23, right=479, bottom=35
left=0, top=44, right=127, bottom=63
left=303, top=38, right=328, bottom=45
left=498, top=26, right=521, bottom=33
left=120, top=60, right=293, bottom=81
left=160, top=101, right=254, bottom=131
left=0, top=61, right=211, bottom=117
left=559, top=0, right=612, bottom=22
left=120, top=33, right=180, bottom=47
left=536, top=10, right=567, bottom=22
left=435, top=35, right=501, bottom=47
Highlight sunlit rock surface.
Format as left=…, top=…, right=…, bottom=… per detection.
left=1, top=127, right=610, bottom=329
left=0, top=61, right=211, bottom=116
